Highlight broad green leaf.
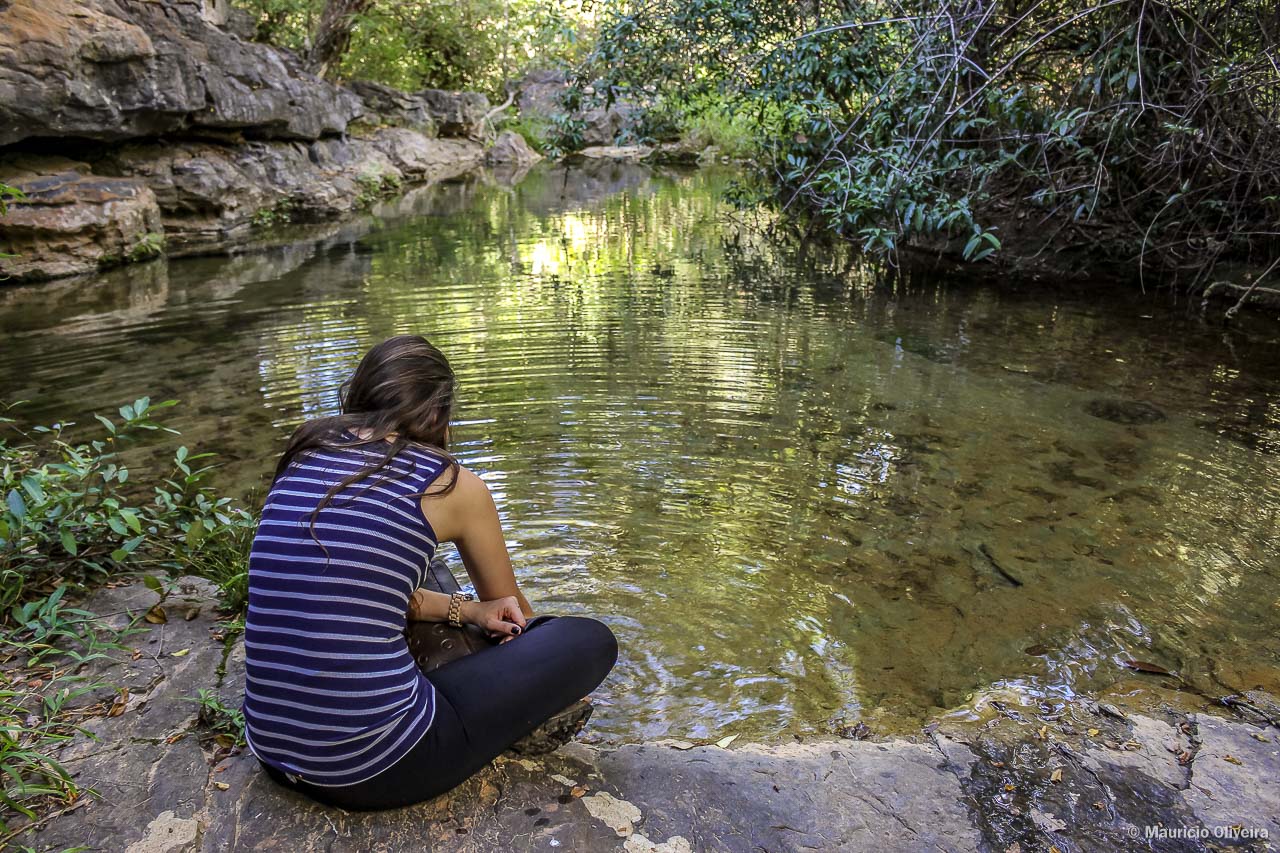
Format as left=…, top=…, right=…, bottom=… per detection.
left=5, top=489, right=25, bottom=520
left=120, top=508, right=142, bottom=533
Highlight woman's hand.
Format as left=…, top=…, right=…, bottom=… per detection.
left=460, top=596, right=527, bottom=643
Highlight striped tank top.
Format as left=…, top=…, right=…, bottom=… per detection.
left=243, top=437, right=447, bottom=786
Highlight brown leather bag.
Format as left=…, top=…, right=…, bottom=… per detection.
left=405, top=558, right=495, bottom=672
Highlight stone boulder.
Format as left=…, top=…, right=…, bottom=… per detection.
left=348, top=79, right=438, bottom=134
left=485, top=131, right=542, bottom=168
left=513, top=70, right=643, bottom=149
left=0, top=0, right=362, bottom=146
left=89, top=130, right=484, bottom=255
left=0, top=155, right=163, bottom=280
left=418, top=89, right=490, bottom=138
left=579, top=104, right=643, bottom=147
left=369, top=131, right=486, bottom=183
left=573, top=146, right=653, bottom=162
left=516, top=69, right=570, bottom=116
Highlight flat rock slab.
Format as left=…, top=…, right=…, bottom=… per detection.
left=21, top=578, right=1280, bottom=852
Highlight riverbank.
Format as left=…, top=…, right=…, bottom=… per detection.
left=16, top=576, right=1279, bottom=852
left=0, top=0, right=540, bottom=282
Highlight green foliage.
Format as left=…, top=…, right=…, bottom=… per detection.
left=662, top=94, right=762, bottom=160
left=0, top=183, right=23, bottom=218
left=0, top=585, right=138, bottom=833
left=190, top=688, right=247, bottom=746
left=353, top=170, right=404, bottom=207
left=581, top=0, right=1280, bottom=281
left=496, top=113, right=555, bottom=153
left=0, top=400, right=255, bottom=612
left=126, top=232, right=165, bottom=263
left=0, top=182, right=24, bottom=273
left=233, top=0, right=590, bottom=96
left=251, top=199, right=299, bottom=229
left=0, top=401, right=255, bottom=830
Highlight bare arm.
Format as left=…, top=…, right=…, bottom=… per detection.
left=420, top=466, right=534, bottom=618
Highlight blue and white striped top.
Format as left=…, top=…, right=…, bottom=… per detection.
left=243, top=437, right=448, bottom=787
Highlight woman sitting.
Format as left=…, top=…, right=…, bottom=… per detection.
left=242, top=334, right=618, bottom=811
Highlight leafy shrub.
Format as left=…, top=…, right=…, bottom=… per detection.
left=0, top=399, right=255, bottom=612
left=580, top=0, right=1280, bottom=284
left=0, top=399, right=255, bottom=831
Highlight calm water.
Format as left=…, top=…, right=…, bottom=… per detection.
left=3, top=164, right=1279, bottom=742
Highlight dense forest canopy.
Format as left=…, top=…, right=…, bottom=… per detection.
left=580, top=0, right=1280, bottom=285
left=234, top=0, right=1280, bottom=287
left=232, top=0, right=589, bottom=92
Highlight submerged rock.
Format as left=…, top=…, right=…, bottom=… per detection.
left=1084, top=398, right=1168, bottom=425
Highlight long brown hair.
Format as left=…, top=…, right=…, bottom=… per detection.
left=274, top=335, right=461, bottom=522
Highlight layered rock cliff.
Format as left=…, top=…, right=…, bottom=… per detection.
left=0, top=0, right=540, bottom=282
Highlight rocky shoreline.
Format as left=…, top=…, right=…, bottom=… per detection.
left=0, top=0, right=540, bottom=282
left=19, top=576, right=1280, bottom=852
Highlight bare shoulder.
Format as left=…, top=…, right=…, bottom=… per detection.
left=451, top=465, right=492, bottom=501
left=420, top=464, right=493, bottom=544
left=423, top=463, right=490, bottom=504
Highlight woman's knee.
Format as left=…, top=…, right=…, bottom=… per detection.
left=554, top=616, right=618, bottom=677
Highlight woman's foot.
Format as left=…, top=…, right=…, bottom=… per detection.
left=507, top=699, right=594, bottom=755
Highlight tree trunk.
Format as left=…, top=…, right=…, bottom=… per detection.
left=306, top=0, right=374, bottom=80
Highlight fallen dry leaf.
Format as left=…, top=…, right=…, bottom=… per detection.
left=1050, top=768, right=1063, bottom=783
left=171, top=649, right=190, bottom=657
left=1249, top=733, right=1270, bottom=743
left=214, top=734, right=235, bottom=749
left=184, top=607, right=200, bottom=621
left=1004, top=783, right=1016, bottom=792
left=165, top=733, right=186, bottom=745
left=1087, top=728, right=1101, bottom=737
left=1037, top=725, right=1049, bottom=740
left=570, top=786, right=587, bottom=798
left=214, top=781, right=230, bottom=791
left=715, top=734, right=739, bottom=749
left=144, top=605, right=167, bottom=625
left=107, top=688, right=129, bottom=717
left=1124, top=660, right=1174, bottom=676
left=1223, top=755, right=1243, bottom=766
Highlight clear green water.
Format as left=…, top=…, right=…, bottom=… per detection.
left=2, top=164, right=1279, bottom=742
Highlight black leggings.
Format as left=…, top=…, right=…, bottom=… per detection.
left=260, top=615, right=617, bottom=811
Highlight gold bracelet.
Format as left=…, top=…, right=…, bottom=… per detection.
left=447, top=591, right=473, bottom=628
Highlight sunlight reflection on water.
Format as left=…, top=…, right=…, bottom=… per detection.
left=2, top=163, right=1279, bottom=741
